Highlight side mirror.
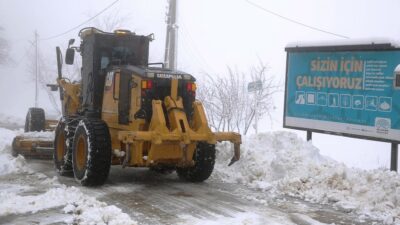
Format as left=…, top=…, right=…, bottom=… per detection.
left=65, top=48, right=75, bottom=65
left=46, top=84, right=59, bottom=91
left=147, top=33, right=155, bottom=41
left=68, top=39, right=75, bottom=47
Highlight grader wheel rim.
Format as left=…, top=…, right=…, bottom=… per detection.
left=76, top=135, right=87, bottom=171
left=56, top=132, right=65, bottom=162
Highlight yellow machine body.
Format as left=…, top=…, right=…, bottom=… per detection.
left=12, top=28, right=241, bottom=185
left=101, top=72, right=241, bottom=168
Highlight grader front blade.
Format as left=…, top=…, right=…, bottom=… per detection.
left=11, top=133, right=54, bottom=159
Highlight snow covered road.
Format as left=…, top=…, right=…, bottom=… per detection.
left=0, top=122, right=398, bottom=224
left=3, top=158, right=376, bottom=225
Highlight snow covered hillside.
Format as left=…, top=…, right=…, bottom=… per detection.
left=0, top=127, right=137, bottom=225
left=213, top=131, right=400, bottom=225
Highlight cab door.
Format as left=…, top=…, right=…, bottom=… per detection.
left=101, top=71, right=119, bottom=124
left=118, top=70, right=132, bottom=125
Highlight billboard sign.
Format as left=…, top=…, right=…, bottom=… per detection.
left=284, top=43, right=400, bottom=142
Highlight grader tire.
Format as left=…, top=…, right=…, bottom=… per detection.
left=176, top=142, right=216, bottom=182
left=72, top=119, right=112, bottom=186
left=24, top=108, right=45, bottom=132
left=54, top=120, right=73, bottom=176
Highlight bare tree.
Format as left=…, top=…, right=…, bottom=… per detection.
left=197, top=62, right=279, bottom=135
left=87, top=9, right=132, bottom=32
left=25, top=37, right=61, bottom=114
left=22, top=9, right=133, bottom=115
left=0, top=27, right=11, bottom=65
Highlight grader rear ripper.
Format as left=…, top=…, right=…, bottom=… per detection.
left=24, top=27, right=241, bottom=186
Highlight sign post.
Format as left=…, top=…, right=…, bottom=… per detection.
left=391, top=143, right=398, bottom=171
left=307, top=130, right=312, bottom=141
left=248, top=80, right=263, bottom=134
left=284, top=42, right=400, bottom=172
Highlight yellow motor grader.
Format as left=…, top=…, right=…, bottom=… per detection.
left=13, top=27, right=241, bottom=186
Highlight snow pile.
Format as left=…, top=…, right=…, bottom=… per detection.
left=214, top=131, right=400, bottom=224
left=0, top=154, right=29, bottom=176
left=0, top=127, right=136, bottom=225
left=0, top=127, right=30, bottom=175
left=0, top=127, right=18, bottom=149
left=0, top=185, right=136, bottom=225
left=0, top=128, right=54, bottom=175
left=0, top=113, right=24, bottom=128
left=214, top=131, right=331, bottom=189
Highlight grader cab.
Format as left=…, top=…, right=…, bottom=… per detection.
left=13, top=27, right=241, bottom=186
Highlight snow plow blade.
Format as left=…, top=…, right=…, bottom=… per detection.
left=214, top=132, right=241, bottom=166
left=11, top=133, right=54, bottom=159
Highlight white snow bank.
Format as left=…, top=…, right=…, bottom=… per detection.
left=214, top=131, right=400, bottom=224
left=214, top=132, right=332, bottom=188
left=0, top=127, right=136, bottom=225
left=0, top=128, right=30, bottom=175
left=0, top=184, right=136, bottom=225
left=0, top=127, right=18, bottom=149
left=0, top=113, right=24, bottom=127
left=0, top=154, right=29, bottom=176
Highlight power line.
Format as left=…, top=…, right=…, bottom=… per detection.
left=179, top=28, right=214, bottom=74
left=245, top=0, right=349, bottom=39
left=179, top=23, right=218, bottom=75
left=41, top=0, right=120, bottom=41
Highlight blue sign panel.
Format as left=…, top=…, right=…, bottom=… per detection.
left=284, top=49, right=400, bottom=142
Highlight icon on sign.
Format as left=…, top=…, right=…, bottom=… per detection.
left=328, top=93, right=339, bottom=107
left=306, top=93, right=315, bottom=104
left=379, top=97, right=392, bottom=112
left=365, top=96, right=377, bottom=111
left=295, top=91, right=305, bottom=104
left=352, top=95, right=364, bottom=110
left=317, top=93, right=327, bottom=106
left=340, top=94, right=351, bottom=108
left=375, top=117, right=391, bottom=130
left=375, top=117, right=390, bottom=134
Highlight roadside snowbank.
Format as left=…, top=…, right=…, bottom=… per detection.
left=0, top=128, right=30, bottom=175
left=0, top=184, right=135, bottom=225
left=0, top=127, right=136, bottom=225
left=0, top=113, right=24, bottom=128
left=214, top=131, right=400, bottom=224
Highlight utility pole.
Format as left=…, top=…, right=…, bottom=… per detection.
left=164, top=0, right=178, bottom=70
left=248, top=80, right=262, bottom=134
left=34, top=30, right=39, bottom=108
